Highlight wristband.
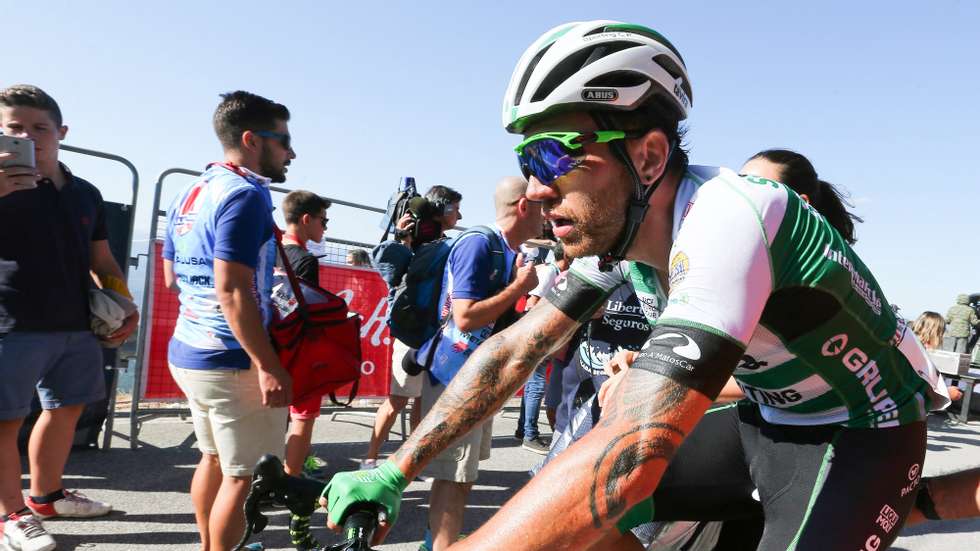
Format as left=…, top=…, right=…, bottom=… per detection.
left=101, top=274, right=134, bottom=300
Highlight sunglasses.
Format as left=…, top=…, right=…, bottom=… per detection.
left=514, top=130, right=643, bottom=185
left=318, top=216, right=329, bottom=229
left=255, top=130, right=292, bottom=150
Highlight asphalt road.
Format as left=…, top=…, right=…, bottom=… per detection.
left=7, top=405, right=980, bottom=550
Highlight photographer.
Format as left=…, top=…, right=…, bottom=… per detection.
left=365, top=185, right=462, bottom=466
left=373, top=186, right=463, bottom=289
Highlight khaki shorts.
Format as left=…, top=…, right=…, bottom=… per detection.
left=419, top=375, right=493, bottom=483
left=169, top=364, right=287, bottom=477
left=389, top=339, right=422, bottom=398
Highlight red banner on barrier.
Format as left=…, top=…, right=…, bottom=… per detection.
left=319, top=264, right=393, bottom=399
left=142, top=241, right=393, bottom=401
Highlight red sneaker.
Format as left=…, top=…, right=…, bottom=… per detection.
left=26, top=490, right=112, bottom=519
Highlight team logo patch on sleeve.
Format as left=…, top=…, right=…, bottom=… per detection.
left=632, top=323, right=744, bottom=397
left=668, top=251, right=689, bottom=288
left=638, top=332, right=702, bottom=370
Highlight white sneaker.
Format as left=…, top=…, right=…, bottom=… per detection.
left=2, top=512, right=57, bottom=551
left=359, top=459, right=378, bottom=471
left=26, top=490, right=111, bottom=519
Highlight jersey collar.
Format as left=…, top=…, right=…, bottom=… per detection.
left=208, top=162, right=272, bottom=187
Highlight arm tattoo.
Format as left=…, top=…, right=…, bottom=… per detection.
left=583, top=322, right=742, bottom=526
left=393, top=304, right=580, bottom=470
left=588, top=369, right=693, bottom=527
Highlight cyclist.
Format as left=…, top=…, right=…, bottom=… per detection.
left=322, top=20, right=950, bottom=550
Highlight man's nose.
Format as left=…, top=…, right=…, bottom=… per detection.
left=526, top=176, right=557, bottom=203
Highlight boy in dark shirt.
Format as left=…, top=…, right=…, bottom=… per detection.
left=1, top=84, right=137, bottom=551
left=278, top=190, right=331, bottom=476
left=277, top=190, right=330, bottom=286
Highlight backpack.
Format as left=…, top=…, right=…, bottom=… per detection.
left=388, top=226, right=507, bottom=349
left=370, top=239, right=413, bottom=294
left=379, top=176, right=419, bottom=242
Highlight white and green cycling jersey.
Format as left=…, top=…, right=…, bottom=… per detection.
left=565, top=166, right=949, bottom=428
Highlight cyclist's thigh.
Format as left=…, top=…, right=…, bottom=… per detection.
left=651, top=403, right=759, bottom=522
left=751, top=418, right=926, bottom=551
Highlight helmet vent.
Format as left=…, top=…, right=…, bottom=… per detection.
left=532, top=42, right=640, bottom=102
left=593, top=24, right=686, bottom=66
left=585, top=70, right=647, bottom=88
left=514, top=42, right=555, bottom=106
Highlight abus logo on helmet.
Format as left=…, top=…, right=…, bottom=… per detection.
left=582, top=89, right=618, bottom=102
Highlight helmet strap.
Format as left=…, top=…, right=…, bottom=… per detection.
left=591, top=111, right=678, bottom=271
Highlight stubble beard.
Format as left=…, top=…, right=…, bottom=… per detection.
left=259, top=148, right=287, bottom=183
left=559, top=187, right=629, bottom=260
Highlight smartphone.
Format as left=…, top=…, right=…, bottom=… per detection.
left=0, top=135, right=36, bottom=169
left=523, top=246, right=548, bottom=266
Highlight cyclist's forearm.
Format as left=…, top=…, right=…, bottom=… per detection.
left=450, top=368, right=711, bottom=551
left=392, top=303, right=580, bottom=478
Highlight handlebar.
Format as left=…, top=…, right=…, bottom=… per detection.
left=235, top=454, right=381, bottom=551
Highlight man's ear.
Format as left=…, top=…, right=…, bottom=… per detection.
left=517, top=196, right=529, bottom=215
left=631, top=129, right=671, bottom=186
left=58, top=125, right=68, bottom=141
left=241, top=130, right=259, bottom=152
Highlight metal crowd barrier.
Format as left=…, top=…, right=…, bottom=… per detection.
left=57, top=143, right=140, bottom=450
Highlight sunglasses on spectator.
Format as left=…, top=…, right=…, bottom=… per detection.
left=514, top=130, right=643, bottom=185
left=255, top=130, right=292, bottom=150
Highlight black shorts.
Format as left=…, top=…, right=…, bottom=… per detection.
left=651, top=402, right=926, bottom=551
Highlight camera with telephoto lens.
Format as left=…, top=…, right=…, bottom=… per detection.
left=402, top=196, right=444, bottom=245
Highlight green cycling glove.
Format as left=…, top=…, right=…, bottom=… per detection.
left=322, top=461, right=410, bottom=527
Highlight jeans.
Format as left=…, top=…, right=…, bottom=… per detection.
left=949, top=337, right=968, bottom=354
left=521, top=363, right=548, bottom=440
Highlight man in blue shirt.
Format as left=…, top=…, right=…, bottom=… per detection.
left=415, top=176, right=542, bottom=551
left=163, top=91, right=295, bottom=551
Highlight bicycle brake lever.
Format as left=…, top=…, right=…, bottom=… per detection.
left=233, top=455, right=283, bottom=551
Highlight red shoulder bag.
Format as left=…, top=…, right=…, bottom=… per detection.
left=270, top=228, right=362, bottom=405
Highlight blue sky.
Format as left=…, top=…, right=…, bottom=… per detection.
left=4, top=0, right=978, bottom=318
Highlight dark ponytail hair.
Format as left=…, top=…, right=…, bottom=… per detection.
left=748, top=149, right=863, bottom=245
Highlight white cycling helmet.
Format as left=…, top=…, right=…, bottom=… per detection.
left=503, top=20, right=692, bottom=133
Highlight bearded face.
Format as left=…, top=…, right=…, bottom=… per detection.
left=539, top=150, right=632, bottom=259
left=258, top=144, right=289, bottom=183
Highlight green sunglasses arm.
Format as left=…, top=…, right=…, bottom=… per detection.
left=514, top=130, right=628, bottom=154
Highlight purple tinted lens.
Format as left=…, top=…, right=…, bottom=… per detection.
left=520, top=139, right=581, bottom=185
